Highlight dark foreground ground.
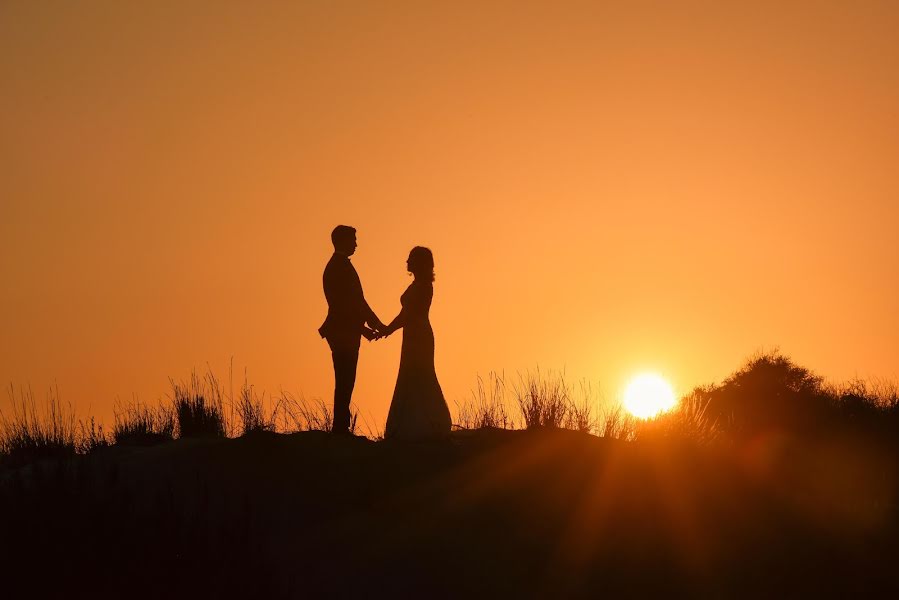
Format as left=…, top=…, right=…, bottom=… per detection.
left=2, top=427, right=898, bottom=598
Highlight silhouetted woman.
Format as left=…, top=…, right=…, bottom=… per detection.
left=381, top=247, right=452, bottom=439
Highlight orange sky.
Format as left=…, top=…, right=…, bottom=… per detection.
left=2, top=1, right=897, bottom=428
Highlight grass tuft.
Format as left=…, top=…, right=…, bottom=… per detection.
left=78, top=416, right=111, bottom=453
left=0, top=385, right=77, bottom=467
left=172, top=371, right=226, bottom=438
left=514, top=368, right=571, bottom=429
left=564, top=380, right=598, bottom=433
left=596, top=403, right=636, bottom=440
left=236, top=377, right=278, bottom=436
left=635, top=387, right=720, bottom=444
left=278, top=391, right=351, bottom=433
left=455, top=372, right=517, bottom=430
left=113, top=400, right=176, bottom=446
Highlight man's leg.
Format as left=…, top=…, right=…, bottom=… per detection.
left=328, top=337, right=359, bottom=433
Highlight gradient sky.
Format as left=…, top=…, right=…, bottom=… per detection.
left=2, top=1, right=897, bottom=428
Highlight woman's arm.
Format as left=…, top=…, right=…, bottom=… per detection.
left=382, top=308, right=405, bottom=337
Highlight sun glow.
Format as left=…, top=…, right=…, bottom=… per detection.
left=623, top=373, right=677, bottom=419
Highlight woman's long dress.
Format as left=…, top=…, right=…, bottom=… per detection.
left=385, top=280, right=452, bottom=440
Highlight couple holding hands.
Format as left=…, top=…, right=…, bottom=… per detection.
left=318, top=225, right=452, bottom=440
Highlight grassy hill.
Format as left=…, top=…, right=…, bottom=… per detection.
left=2, top=352, right=898, bottom=597
left=2, top=425, right=897, bottom=598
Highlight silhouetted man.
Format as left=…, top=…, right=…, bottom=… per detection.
left=319, top=225, right=384, bottom=434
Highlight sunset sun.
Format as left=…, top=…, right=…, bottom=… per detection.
left=623, top=373, right=677, bottom=419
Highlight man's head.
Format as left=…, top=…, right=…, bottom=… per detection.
left=331, top=225, right=357, bottom=256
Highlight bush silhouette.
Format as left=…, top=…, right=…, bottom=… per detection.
left=700, top=351, right=831, bottom=436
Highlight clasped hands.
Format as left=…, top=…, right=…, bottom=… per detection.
left=362, top=321, right=390, bottom=342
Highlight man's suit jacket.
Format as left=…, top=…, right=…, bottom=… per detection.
left=318, top=253, right=377, bottom=342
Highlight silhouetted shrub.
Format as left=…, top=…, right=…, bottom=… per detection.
left=824, top=377, right=899, bottom=439
left=0, top=385, right=76, bottom=467
left=113, top=402, right=175, bottom=446
left=701, top=350, right=830, bottom=436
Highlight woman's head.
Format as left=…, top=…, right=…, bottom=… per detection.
left=407, top=246, right=435, bottom=282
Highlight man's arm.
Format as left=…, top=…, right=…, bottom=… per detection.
left=325, top=259, right=383, bottom=336
left=348, top=263, right=383, bottom=332
left=362, top=298, right=385, bottom=333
